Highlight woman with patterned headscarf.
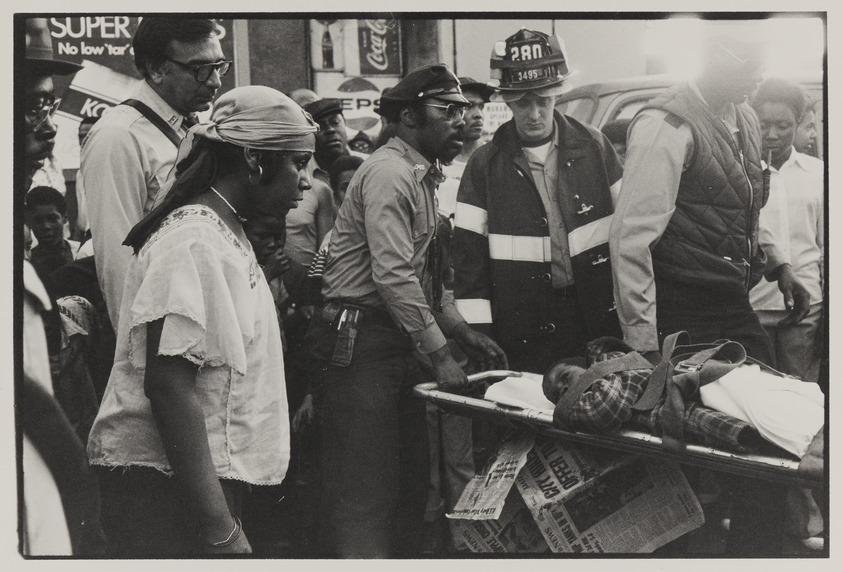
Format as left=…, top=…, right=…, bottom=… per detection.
left=86, top=86, right=318, bottom=556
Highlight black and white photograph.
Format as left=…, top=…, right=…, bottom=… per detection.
left=6, top=1, right=836, bottom=564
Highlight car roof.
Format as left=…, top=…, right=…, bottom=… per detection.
left=558, top=74, right=679, bottom=100
left=558, top=70, right=823, bottom=101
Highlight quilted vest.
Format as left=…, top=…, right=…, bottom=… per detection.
left=643, top=84, right=767, bottom=297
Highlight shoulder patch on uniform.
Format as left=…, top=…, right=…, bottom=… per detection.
left=663, top=112, right=684, bottom=129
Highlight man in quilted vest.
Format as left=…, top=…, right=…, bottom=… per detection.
left=609, top=28, right=811, bottom=556
left=609, top=30, right=809, bottom=368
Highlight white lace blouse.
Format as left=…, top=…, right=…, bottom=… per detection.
left=87, top=205, right=290, bottom=484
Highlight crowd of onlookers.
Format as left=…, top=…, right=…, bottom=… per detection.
left=19, top=16, right=825, bottom=558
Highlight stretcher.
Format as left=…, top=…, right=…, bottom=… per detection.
left=414, top=371, right=824, bottom=490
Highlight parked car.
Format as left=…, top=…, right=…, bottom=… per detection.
left=555, top=71, right=824, bottom=158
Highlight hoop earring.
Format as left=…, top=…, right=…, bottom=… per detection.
left=249, top=165, right=263, bottom=186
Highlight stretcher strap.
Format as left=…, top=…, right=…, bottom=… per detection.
left=121, top=99, right=182, bottom=148
left=660, top=339, right=747, bottom=452
left=632, top=331, right=688, bottom=411
left=553, top=351, right=653, bottom=429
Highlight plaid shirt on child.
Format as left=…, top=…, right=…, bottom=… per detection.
left=567, top=351, right=764, bottom=453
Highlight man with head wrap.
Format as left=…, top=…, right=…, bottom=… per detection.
left=87, top=86, right=317, bottom=556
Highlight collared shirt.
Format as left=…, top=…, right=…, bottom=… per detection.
left=750, top=149, right=824, bottom=310
left=87, top=206, right=290, bottom=484
left=437, top=158, right=467, bottom=219
left=285, top=168, right=331, bottom=267
left=609, top=82, right=743, bottom=351
left=322, top=136, right=464, bottom=354
left=81, top=80, right=187, bottom=329
left=522, top=128, right=574, bottom=287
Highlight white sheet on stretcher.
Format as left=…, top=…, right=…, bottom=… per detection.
left=483, top=372, right=555, bottom=413
left=700, top=364, right=824, bottom=458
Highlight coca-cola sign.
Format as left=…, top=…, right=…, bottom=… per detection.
left=358, top=19, right=401, bottom=76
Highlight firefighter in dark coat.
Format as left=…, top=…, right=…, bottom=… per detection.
left=452, top=28, right=624, bottom=373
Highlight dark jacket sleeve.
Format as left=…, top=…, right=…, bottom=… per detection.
left=452, top=147, right=494, bottom=338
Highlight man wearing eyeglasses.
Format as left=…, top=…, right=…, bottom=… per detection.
left=609, top=30, right=810, bottom=555
left=20, top=17, right=106, bottom=556
left=305, top=63, right=507, bottom=557
left=22, top=27, right=72, bottom=190
left=453, top=29, right=624, bottom=374
left=81, top=18, right=229, bottom=330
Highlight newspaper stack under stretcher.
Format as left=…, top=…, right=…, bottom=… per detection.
left=449, top=430, right=703, bottom=554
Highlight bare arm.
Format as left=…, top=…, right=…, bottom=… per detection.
left=144, top=318, right=250, bottom=552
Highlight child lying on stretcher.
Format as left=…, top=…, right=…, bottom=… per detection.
left=541, top=336, right=824, bottom=458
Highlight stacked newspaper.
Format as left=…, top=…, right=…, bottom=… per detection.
left=450, top=431, right=704, bottom=553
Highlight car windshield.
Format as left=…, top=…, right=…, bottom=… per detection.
left=556, top=96, right=595, bottom=124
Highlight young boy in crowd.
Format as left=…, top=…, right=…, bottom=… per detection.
left=25, top=186, right=81, bottom=285
left=244, top=214, right=292, bottom=345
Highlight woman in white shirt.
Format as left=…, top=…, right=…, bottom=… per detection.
left=86, top=86, right=317, bottom=555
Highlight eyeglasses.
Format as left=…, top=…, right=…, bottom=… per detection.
left=166, top=57, right=232, bottom=83
left=717, top=43, right=748, bottom=65
left=421, top=102, right=467, bottom=121
left=26, top=95, right=61, bottom=131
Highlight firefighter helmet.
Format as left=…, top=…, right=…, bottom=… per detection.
left=489, top=28, right=572, bottom=102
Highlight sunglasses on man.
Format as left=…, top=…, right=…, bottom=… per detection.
left=26, top=94, right=61, bottom=131
left=421, top=101, right=469, bottom=121
left=166, top=57, right=233, bottom=83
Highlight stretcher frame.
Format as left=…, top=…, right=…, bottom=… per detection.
left=414, top=371, right=824, bottom=490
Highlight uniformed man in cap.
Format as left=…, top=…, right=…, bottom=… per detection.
left=453, top=29, right=624, bottom=374
left=305, top=63, right=507, bottom=558
left=422, top=75, right=496, bottom=554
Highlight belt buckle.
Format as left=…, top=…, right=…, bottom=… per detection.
left=675, top=360, right=703, bottom=373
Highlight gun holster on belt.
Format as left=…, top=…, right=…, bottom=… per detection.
left=328, top=304, right=363, bottom=367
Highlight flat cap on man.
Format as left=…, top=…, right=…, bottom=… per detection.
left=457, top=77, right=496, bottom=102
left=380, top=63, right=469, bottom=105
left=304, top=98, right=345, bottom=122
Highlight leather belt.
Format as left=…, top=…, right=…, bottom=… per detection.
left=320, top=300, right=398, bottom=330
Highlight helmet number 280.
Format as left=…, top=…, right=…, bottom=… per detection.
left=510, top=44, right=544, bottom=61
